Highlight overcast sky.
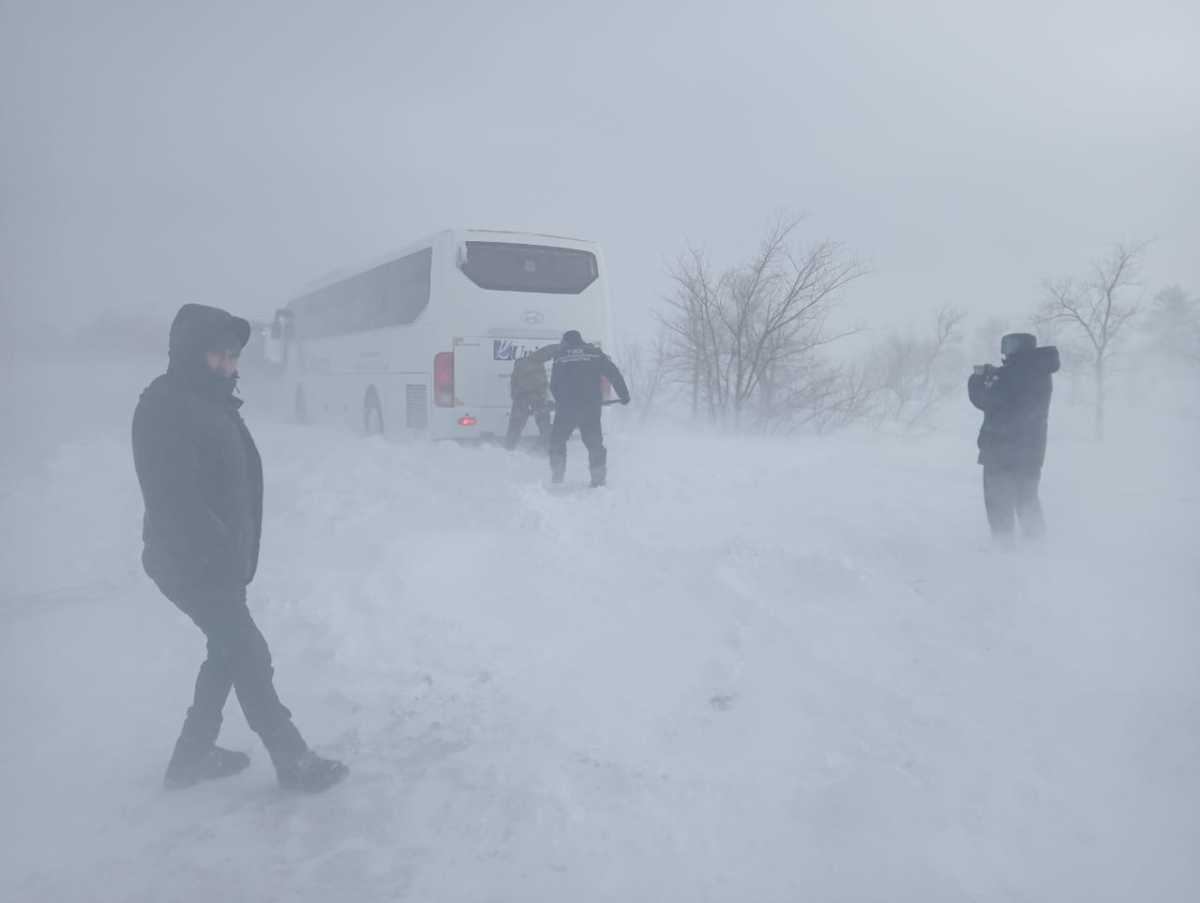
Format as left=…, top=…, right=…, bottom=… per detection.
left=2, top=0, right=1197, bottom=344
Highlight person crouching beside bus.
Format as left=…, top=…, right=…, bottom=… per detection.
left=505, top=343, right=558, bottom=450
left=548, top=330, right=630, bottom=487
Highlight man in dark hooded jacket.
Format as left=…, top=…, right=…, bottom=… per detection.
left=968, top=332, right=1060, bottom=540
left=132, top=304, right=347, bottom=793
left=548, top=330, right=630, bottom=487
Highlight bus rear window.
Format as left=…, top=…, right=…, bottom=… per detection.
left=460, top=242, right=598, bottom=294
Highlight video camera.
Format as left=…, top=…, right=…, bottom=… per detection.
left=973, top=333, right=1040, bottom=378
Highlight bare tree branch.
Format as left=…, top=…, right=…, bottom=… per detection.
left=1035, top=240, right=1148, bottom=439
left=656, top=217, right=868, bottom=430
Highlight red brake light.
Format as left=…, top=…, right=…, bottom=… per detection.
left=434, top=352, right=454, bottom=407
left=458, top=415, right=478, bottom=427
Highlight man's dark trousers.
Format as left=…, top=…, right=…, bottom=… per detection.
left=983, top=466, right=1045, bottom=539
left=160, top=580, right=307, bottom=769
left=548, top=404, right=606, bottom=480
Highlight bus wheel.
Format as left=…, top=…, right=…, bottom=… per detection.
left=294, top=385, right=309, bottom=424
left=363, top=387, right=384, bottom=436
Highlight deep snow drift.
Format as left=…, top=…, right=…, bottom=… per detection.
left=1, top=357, right=1197, bottom=902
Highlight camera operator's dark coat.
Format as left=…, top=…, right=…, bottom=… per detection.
left=132, top=304, right=262, bottom=592
left=967, top=346, right=1060, bottom=471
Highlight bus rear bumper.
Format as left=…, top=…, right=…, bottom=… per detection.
left=431, top=409, right=511, bottom=442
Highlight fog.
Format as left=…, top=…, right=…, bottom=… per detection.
left=3, top=1, right=1198, bottom=339
left=2, top=2, right=1198, bottom=901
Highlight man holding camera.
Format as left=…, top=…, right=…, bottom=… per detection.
left=968, top=333, right=1060, bottom=540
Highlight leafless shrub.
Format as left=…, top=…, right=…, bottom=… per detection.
left=1142, top=284, right=1199, bottom=369
left=867, top=306, right=966, bottom=432
left=656, top=215, right=867, bottom=431
left=614, top=330, right=671, bottom=424
left=1036, top=241, right=1148, bottom=439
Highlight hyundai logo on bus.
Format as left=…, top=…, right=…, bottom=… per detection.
left=522, top=310, right=544, bottom=325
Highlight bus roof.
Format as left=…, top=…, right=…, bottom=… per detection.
left=286, top=228, right=599, bottom=303
left=462, top=227, right=597, bottom=245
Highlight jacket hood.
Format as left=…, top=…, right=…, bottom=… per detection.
left=168, top=304, right=251, bottom=369
left=1007, top=345, right=1060, bottom=375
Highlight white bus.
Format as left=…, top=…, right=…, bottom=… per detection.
left=266, top=229, right=612, bottom=441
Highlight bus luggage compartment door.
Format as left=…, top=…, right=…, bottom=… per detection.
left=450, top=339, right=502, bottom=437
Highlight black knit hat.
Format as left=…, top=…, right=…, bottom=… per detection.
left=1000, top=333, right=1037, bottom=358
left=561, top=330, right=584, bottom=346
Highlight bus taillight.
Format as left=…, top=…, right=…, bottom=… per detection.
left=434, top=352, right=454, bottom=407
left=458, top=415, right=478, bottom=427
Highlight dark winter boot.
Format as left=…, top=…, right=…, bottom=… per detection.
left=277, top=750, right=349, bottom=793
left=589, top=465, right=607, bottom=488
left=164, top=745, right=251, bottom=790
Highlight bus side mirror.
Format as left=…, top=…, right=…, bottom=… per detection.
left=266, top=311, right=290, bottom=365
left=264, top=332, right=283, bottom=365
left=456, top=243, right=469, bottom=270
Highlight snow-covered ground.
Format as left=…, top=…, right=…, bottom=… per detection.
left=2, top=357, right=1197, bottom=902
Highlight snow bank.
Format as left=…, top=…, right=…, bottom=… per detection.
left=1, top=361, right=1197, bottom=901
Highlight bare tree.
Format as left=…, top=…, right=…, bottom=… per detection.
left=765, top=358, right=877, bottom=433
left=869, top=305, right=966, bottom=431
left=1037, top=241, right=1148, bottom=439
left=971, top=315, right=1011, bottom=366
left=1143, top=284, right=1199, bottom=369
left=659, top=244, right=730, bottom=422
left=657, top=216, right=867, bottom=430
left=614, top=330, right=670, bottom=425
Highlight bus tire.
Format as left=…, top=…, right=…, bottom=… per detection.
left=294, top=385, right=309, bottom=424
left=363, top=387, right=384, bottom=436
